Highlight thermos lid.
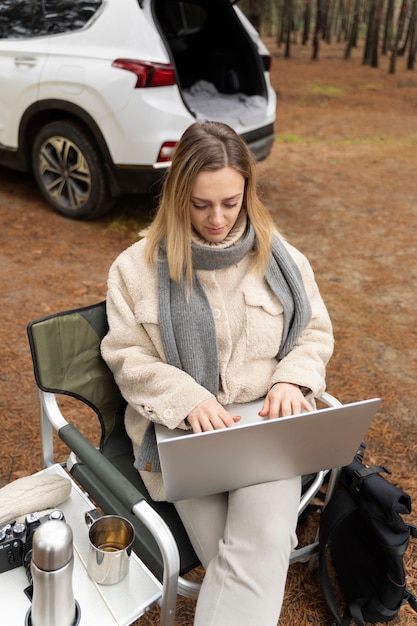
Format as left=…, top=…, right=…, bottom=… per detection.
left=32, top=520, right=73, bottom=571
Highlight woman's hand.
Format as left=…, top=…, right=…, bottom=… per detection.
left=259, top=382, right=313, bottom=419
left=187, top=398, right=241, bottom=433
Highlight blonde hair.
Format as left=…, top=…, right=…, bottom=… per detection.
left=143, top=120, right=275, bottom=285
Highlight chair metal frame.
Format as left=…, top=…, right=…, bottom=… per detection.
left=28, top=301, right=341, bottom=626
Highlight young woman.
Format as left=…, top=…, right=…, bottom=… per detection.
left=101, top=120, right=334, bottom=625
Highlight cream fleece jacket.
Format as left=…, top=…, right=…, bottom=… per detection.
left=101, top=236, right=334, bottom=500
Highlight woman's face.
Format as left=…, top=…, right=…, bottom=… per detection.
left=189, top=167, right=245, bottom=243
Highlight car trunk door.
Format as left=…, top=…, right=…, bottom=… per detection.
left=151, top=0, right=271, bottom=131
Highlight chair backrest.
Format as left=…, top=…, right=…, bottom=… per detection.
left=27, top=301, right=126, bottom=451
left=27, top=301, right=200, bottom=579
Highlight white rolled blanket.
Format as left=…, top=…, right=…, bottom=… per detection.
left=0, top=472, right=72, bottom=526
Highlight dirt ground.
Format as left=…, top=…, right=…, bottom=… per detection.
left=1, top=39, right=417, bottom=625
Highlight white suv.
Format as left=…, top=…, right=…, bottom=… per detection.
left=0, top=0, right=276, bottom=219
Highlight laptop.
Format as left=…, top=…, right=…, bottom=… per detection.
left=155, top=397, right=381, bottom=502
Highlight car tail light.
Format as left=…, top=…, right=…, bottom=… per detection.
left=157, top=141, right=177, bottom=163
left=112, top=59, right=176, bottom=88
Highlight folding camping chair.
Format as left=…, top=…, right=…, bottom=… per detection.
left=27, top=301, right=341, bottom=626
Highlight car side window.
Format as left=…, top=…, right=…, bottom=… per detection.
left=43, top=0, right=103, bottom=35
left=0, top=0, right=101, bottom=40
left=0, top=0, right=46, bottom=39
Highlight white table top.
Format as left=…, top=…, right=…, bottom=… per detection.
left=0, top=464, right=162, bottom=625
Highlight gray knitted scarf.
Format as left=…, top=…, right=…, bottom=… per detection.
left=135, top=223, right=312, bottom=475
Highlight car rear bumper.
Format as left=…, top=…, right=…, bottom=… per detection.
left=241, top=123, right=275, bottom=161
left=108, top=163, right=167, bottom=196
left=110, top=122, right=275, bottom=196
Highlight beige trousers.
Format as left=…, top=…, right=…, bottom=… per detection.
left=174, top=476, right=301, bottom=626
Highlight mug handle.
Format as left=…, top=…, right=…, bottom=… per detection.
left=84, top=508, right=102, bottom=528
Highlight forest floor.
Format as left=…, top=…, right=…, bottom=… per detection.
left=1, top=38, right=417, bottom=625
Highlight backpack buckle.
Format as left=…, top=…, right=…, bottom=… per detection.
left=352, top=465, right=392, bottom=492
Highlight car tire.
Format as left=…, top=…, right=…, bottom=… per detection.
left=32, top=120, right=115, bottom=220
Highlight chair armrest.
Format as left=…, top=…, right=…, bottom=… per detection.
left=316, top=391, right=343, bottom=504
left=318, top=392, right=342, bottom=408
left=132, top=499, right=180, bottom=625
left=59, top=423, right=179, bottom=626
left=59, top=423, right=145, bottom=511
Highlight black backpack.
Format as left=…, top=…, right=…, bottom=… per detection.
left=319, top=447, right=417, bottom=625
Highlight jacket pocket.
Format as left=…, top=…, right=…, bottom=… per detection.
left=133, top=300, right=164, bottom=357
left=243, top=288, right=283, bottom=360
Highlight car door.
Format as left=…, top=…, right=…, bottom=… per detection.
left=0, top=1, right=49, bottom=149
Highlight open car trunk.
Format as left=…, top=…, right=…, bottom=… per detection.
left=153, top=0, right=269, bottom=129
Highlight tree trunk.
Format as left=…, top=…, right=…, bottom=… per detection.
left=312, top=0, right=324, bottom=59
left=363, top=0, right=377, bottom=65
left=342, top=0, right=351, bottom=42
left=248, top=0, right=262, bottom=32
left=325, top=0, right=337, bottom=43
left=322, top=0, right=332, bottom=42
left=371, top=0, right=384, bottom=67
left=389, top=0, right=408, bottom=73
left=302, top=0, right=311, bottom=44
left=382, top=0, right=395, bottom=54
left=407, top=0, right=417, bottom=69
left=277, top=0, right=286, bottom=47
left=398, top=25, right=410, bottom=56
left=285, top=0, right=293, bottom=57
left=335, top=0, right=346, bottom=42
left=345, top=0, right=361, bottom=59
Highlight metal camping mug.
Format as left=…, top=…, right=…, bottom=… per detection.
left=85, top=509, right=134, bottom=585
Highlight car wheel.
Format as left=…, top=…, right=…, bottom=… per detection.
left=32, top=120, right=115, bottom=220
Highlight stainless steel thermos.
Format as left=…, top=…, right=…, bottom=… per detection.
left=31, top=520, right=76, bottom=626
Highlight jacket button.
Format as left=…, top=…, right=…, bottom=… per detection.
left=163, top=409, right=173, bottom=418
left=212, top=308, right=221, bottom=319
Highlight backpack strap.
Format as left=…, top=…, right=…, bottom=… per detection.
left=347, top=601, right=366, bottom=626
left=319, top=487, right=362, bottom=626
left=409, top=524, right=417, bottom=539
left=405, top=589, right=417, bottom=612
left=350, top=465, right=391, bottom=492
